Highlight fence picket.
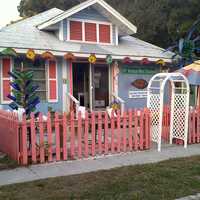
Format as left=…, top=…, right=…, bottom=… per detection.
left=98, top=112, right=102, bottom=155
left=84, top=111, right=89, bottom=158
left=78, top=112, right=82, bottom=159
left=197, top=108, right=200, bottom=143
left=47, top=112, right=53, bottom=162
left=117, top=111, right=121, bottom=153
left=55, top=112, right=61, bottom=161
left=62, top=113, right=67, bottom=160
left=123, top=111, right=127, bottom=152
left=30, top=113, right=37, bottom=163
left=134, top=110, right=138, bottom=151
left=104, top=112, right=108, bottom=154
left=22, top=115, right=28, bottom=165
left=111, top=111, right=115, bottom=153
left=39, top=113, right=45, bottom=163
left=128, top=110, right=133, bottom=151
left=193, top=111, right=196, bottom=143
left=91, top=112, right=95, bottom=157
left=70, top=112, right=75, bottom=159
left=139, top=110, right=144, bottom=150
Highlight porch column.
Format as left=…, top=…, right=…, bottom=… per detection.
left=89, top=63, right=93, bottom=111
left=69, top=60, right=73, bottom=95
left=62, top=58, right=68, bottom=112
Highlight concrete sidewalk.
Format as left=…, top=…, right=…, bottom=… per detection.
left=0, top=144, right=200, bottom=186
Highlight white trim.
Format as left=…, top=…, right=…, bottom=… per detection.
left=37, top=0, right=137, bottom=34
left=68, top=18, right=113, bottom=45
left=115, top=26, right=119, bottom=45
left=0, top=57, right=13, bottom=104
left=59, top=20, right=64, bottom=41
left=47, top=59, right=58, bottom=103
left=67, top=19, right=70, bottom=41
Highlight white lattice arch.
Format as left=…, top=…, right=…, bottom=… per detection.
left=147, top=73, right=190, bottom=151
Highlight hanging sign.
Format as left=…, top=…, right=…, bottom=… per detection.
left=106, top=55, right=113, bottom=65
left=131, top=79, right=148, bottom=89
left=140, top=58, right=150, bottom=65
left=64, top=52, right=75, bottom=60
left=88, top=54, right=97, bottom=64
left=122, top=57, right=133, bottom=64
left=41, top=51, right=55, bottom=60
left=26, top=49, right=36, bottom=61
left=129, top=91, right=148, bottom=99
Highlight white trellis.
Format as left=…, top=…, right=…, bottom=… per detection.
left=147, top=73, right=190, bottom=151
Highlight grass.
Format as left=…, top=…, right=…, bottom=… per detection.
left=0, top=156, right=200, bottom=200
left=0, top=155, right=18, bottom=171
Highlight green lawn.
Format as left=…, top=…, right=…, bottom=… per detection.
left=0, top=155, right=18, bottom=171
left=0, top=156, right=200, bottom=200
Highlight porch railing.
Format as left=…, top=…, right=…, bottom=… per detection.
left=67, top=93, right=80, bottom=118
left=112, top=93, right=125, bottom=114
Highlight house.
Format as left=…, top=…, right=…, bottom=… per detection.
left=0, top=0, right=174, bottom=114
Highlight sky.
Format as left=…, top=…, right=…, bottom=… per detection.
left=0, top=0, right=21, bottom=28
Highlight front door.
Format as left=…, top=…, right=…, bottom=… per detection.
left=93, top=64, right=109, bottom=110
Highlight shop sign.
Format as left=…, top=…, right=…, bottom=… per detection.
left=129, top=91, right=148, bottom=99
left=122, top=67, right=159, bottom=75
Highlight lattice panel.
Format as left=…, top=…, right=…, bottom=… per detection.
left=171, top=94, right=188, bottom=140
left=148, top=94, right=161, bottom=143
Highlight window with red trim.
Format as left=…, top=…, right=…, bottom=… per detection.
left=2, top=58, right=11, bottom=102
left=99, top=24, right=111, bottom=43
left=85, top=23, right=97, bottom=42
left=70, top=21, right=82, bottom=41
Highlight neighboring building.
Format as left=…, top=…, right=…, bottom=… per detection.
left=0, top=0, right=173, bottom=113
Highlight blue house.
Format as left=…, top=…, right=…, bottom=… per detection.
left=0, top=0, right=173, bottom=114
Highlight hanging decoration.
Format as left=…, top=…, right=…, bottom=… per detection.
left=41, top=51, right=55, bottom=60
left=7, top=68, right=40, bottom=118
left=140, top=58, right=150, bottom=65
left=131, top=79, right=148, bottom=89
left=88, top=54, right=97, bottom=64
left=64, top=52, right=75, bottom=61
left=1, top=48, right=18, bottom=57
left=156, top=59, right=166, bottom=66
left=122, top=57, right=133, bottom=64
left=110, top=100, right=121, bottom=111
left=106, top=55, right=113, bottom=65
left=26, top=49, right=36, bottom=61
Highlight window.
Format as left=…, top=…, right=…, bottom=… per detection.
left=1, top=58, right=12, bottom=103
left=85, top=22, right=97, bottom=42
left=68, top=20, right=112, bottom=44
left=70, top=21, right=82, bottom=41
left=14, top=58, right=47, bottom=101
left=99, top=24, right=111, bottom=43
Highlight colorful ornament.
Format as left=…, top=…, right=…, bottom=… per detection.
left=26, top=49, right=36, bottom=61
left=122, top=57, right=133, bottom=64
left=1, top=48, right=17, bottom=57
left=64, top=52, right=75, bottom=60
left=106, top=55, right=113, bottom=65
left=131, top=79, right=148, bottom=89
left=88, top=54, right=97, bottom=64
left=140, top=58, right=150, bottom=65
left=41, top=51, right=55, bottom=60
left=110, top=100, right=120, bottom=110
left=156, top=59, right=166, bottom=66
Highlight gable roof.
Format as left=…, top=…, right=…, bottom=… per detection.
left=37, top=0, right=137, bottom=35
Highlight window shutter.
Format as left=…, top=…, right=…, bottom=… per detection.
left=99, top=24, right=111, bottom=43
left=2, top=58, right=11, bottom=102
left=85, top=23, right=97, bottom=42
left=70, top=21, right=82, bottom=41
left=48, top=60, right=58, bottom=102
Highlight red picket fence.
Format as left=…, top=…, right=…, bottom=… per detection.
left=0, top=109, right=151, bottom=165
left=0, top=110, right=19, bottom=162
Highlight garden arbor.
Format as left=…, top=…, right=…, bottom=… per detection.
left=147, top=73, right=190, bottom=151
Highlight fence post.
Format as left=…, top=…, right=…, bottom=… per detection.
left=197, top=108, right=200, bottom=143
left=111, top=110, right=115, bottom=153
left=117, top=110, right=121, bottom=153
left=70, top=111, right=75, bottom=159
left=91, top=112, right=95, bottom=157
left=134, top=110, right=138, bottom=151
left=123, top=111, right=127, bottom=152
